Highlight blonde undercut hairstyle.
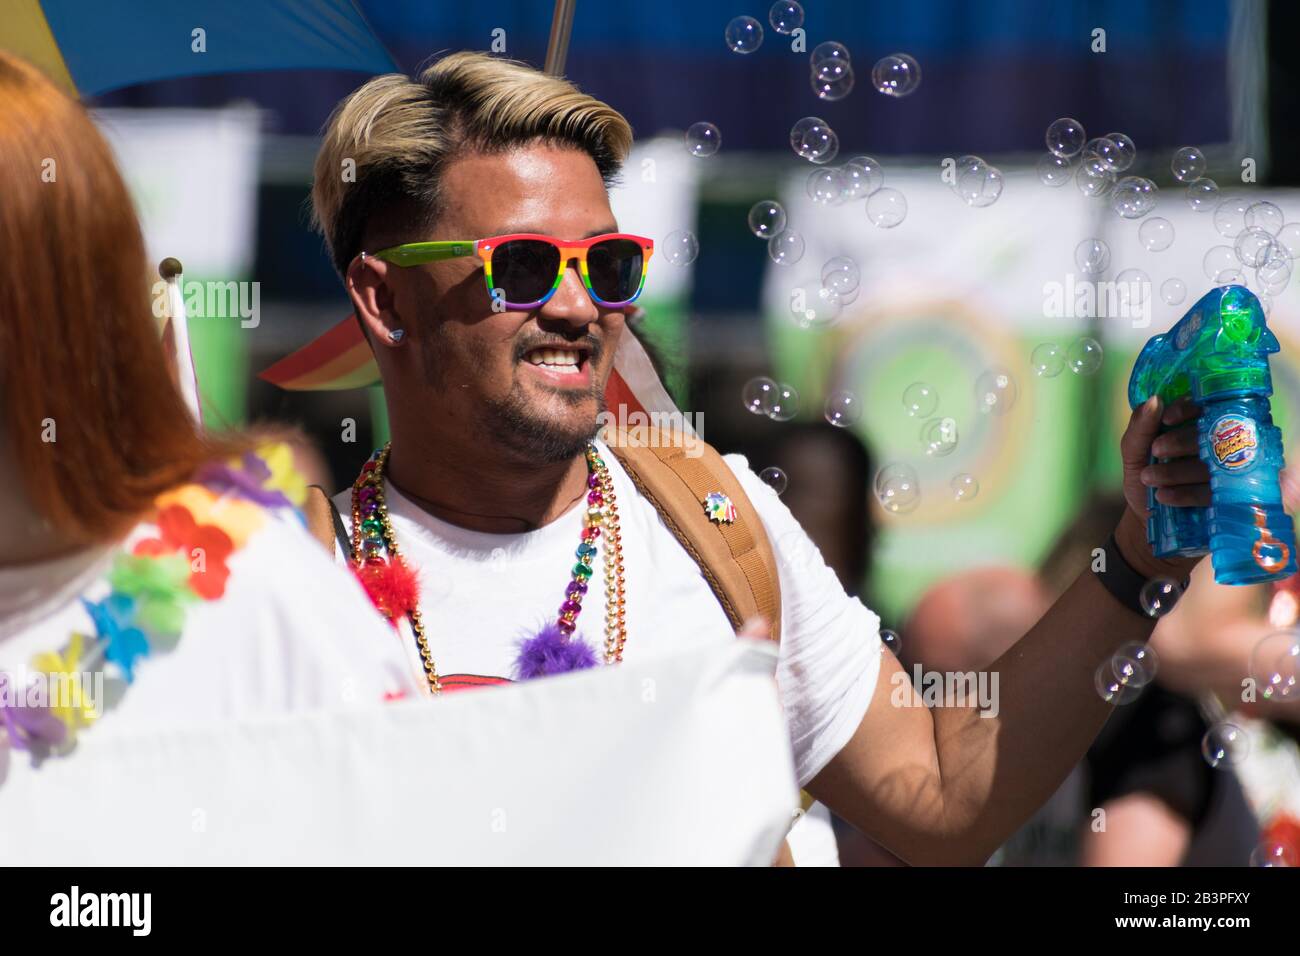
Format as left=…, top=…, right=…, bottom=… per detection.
left=311, top=51, right=634, bottom=278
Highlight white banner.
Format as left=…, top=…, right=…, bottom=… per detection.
left=0, top=639, right=796, bottom=866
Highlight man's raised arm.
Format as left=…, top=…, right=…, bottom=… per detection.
left=810, top=396, right=1205, bottom=865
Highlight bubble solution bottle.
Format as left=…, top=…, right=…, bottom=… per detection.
left=1128, top=285, right=1297, bottom=584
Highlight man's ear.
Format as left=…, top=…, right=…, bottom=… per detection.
left=346, top=254, right=405, bottom=347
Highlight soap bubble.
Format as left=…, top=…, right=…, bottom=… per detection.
left=768, top=230, right=805, bottom=266
left=764, top=383, right=799, bottom=421
left=1214, top=196, right=1252, bottom=238
left=880, top=628, right=902, bottom=654
left=724, top=16, right=763, bottom=54
left=921, top=417, right=959, bottom=457
left=1112, top=176, right=1158, bottom=219
left=794, top=285, right=843, bottom=328
left=662, top=230, right=699, bottom=266
left=1160, top=277, right=1187, bottom=305
left=768, top=0, right=804, bottom=33
left=1139, top=216, right=1175, bottom=251
left=975, top=369, right=1017, bottom=415
left=953, top=156, right=1004, bottom=207
left=1104, top=131, right=1136, bottom=171
left=1246, top=200, right=1284, bottom=235
left=1046, top=117, right=1087, bottom=158
left=1095, top=661, right=1143, bottom=705
left=1111, top=641, right=1159, bottom=689
left=793, top=118, right=839, bottom=164
left=1171, top=145, right=1206, bottom=182
left=902, top=382, right=938, bottom=418
left=1250, top=842, right=1298, bottom=867
left=1215, top=267, right=1247, bottom=287
left=1260, top=293, right=1274, bottom=316
left=807, top=167, right=847, bottom=205
left=1075, top=237, right=1111, bottom=275
left=1140, top=577, right=1182, bottom=617
left=1181, top=178, right=1217, bottom=214
left=871, top=53, right=921, bottom=96
left=1250, top=630, right=1299, bottom=702
left=1031, top=343, right=1065, bottom=377
left=1203, top=245, right=1238, bottom=279
left=684, top=121, right=721, bottom=158
left=1276, top=222, right=1300, bottom=259
left=876, top=463, right=920, bottom=514
left=950, top=473, right=979, bottom=501
left=1257, top=253, right=1291, bottom=295
left=811, top=41, right=850, bottom=66
left=742, top=377, right=777, bottom=415
left=821, top=256, right=859, bottom=295
left=1083, top=136, right=1122, bottom=171
left=1236, top=227, right=1278, bottom=269
left=759, top=466, right=788, bottom=494
left=1067, top=337, right=1103, bottom=375
left=789, top=116, right=823, bottom=154
left=841, top=156, right=884, bottom=199
left=790, top=117, right=831, bottom=161
left=1075, top=159, right=1115, bottom=198
left=812, top=61, right=855, bottom=101
left=1116, top=268, right=1151, bottom=308
left=867, top=187, right=907, bottom=228
left=1202, top=722, right=1250, bottom=769
left=824, top=390, right=862, bottom=428
left=1037, top=152, right=1073, bottom=187
left=747, top=200, right=787, bottom=239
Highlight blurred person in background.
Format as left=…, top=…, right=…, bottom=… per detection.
left=0, top=52, right=415, bottom=800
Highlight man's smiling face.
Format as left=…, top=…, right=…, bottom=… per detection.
left=378, top=143, right=628, bottom=464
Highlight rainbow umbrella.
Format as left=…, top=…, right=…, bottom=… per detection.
left=3, top=0, right=394, bottom=96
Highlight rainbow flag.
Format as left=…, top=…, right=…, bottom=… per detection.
left=259, top=315, right=380, bottom=392
left=2, top=0, right=394, bottom=96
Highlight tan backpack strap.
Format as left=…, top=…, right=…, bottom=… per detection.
left=303, top=484, right=349, bottom=557
left=606, top=429, right=782, bottom=643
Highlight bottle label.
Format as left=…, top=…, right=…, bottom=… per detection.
left=1210, top=415, right=1259, bottom=471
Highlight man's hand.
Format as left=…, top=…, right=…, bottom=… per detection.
left=1118, top=395, right=1209, bottom=580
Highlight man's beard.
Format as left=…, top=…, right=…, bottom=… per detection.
left=419, top=318, right=605, bottom=465
left=486, top=380, right=604, bottom=465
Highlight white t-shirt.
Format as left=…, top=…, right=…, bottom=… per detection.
left=0, top=495, right=416, bottom=742
left=333, top=442, right=882, bottom=862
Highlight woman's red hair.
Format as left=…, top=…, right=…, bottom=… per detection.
left=0, top=52, right=248, bottom=545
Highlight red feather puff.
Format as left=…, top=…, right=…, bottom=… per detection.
left=356, top=557, right=421, bottom=624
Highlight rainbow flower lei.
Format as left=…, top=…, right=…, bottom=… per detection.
left=0, top=443, right=306, bottom=757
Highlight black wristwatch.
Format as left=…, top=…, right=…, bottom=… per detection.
left=1092, top=532, right=1189, bottom=618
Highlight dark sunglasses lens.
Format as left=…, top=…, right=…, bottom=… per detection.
left=586, top=239, right=643, bottom=304
left=492, top=239, right=560, bottom=304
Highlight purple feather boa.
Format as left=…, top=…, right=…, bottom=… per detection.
left=515, top=624, right=599, bottom=679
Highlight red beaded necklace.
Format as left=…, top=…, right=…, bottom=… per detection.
left=349, top=442, right=627, bottom=694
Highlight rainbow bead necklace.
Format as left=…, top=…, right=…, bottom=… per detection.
left=349, top=442, right=627, bottom=694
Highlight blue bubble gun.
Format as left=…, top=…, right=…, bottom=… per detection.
left=1128, top=284, right=1297, bottom=584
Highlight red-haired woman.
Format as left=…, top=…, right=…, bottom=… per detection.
left=0, top=54, right=414, bottom=778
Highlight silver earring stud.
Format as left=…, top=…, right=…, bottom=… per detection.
left=388, top=328, right=405, bottom=343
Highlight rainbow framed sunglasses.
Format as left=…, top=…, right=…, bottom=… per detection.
left=366, top=233, right=654, bottom=309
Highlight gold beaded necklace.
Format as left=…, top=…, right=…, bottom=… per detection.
left=349, top=442, right=627, bottom=695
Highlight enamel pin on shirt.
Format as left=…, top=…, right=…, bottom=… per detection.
left=703, top=492, right=737, bottom=525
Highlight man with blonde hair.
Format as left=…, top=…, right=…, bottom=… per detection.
left=293, top=51, right=1210, bottom=864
